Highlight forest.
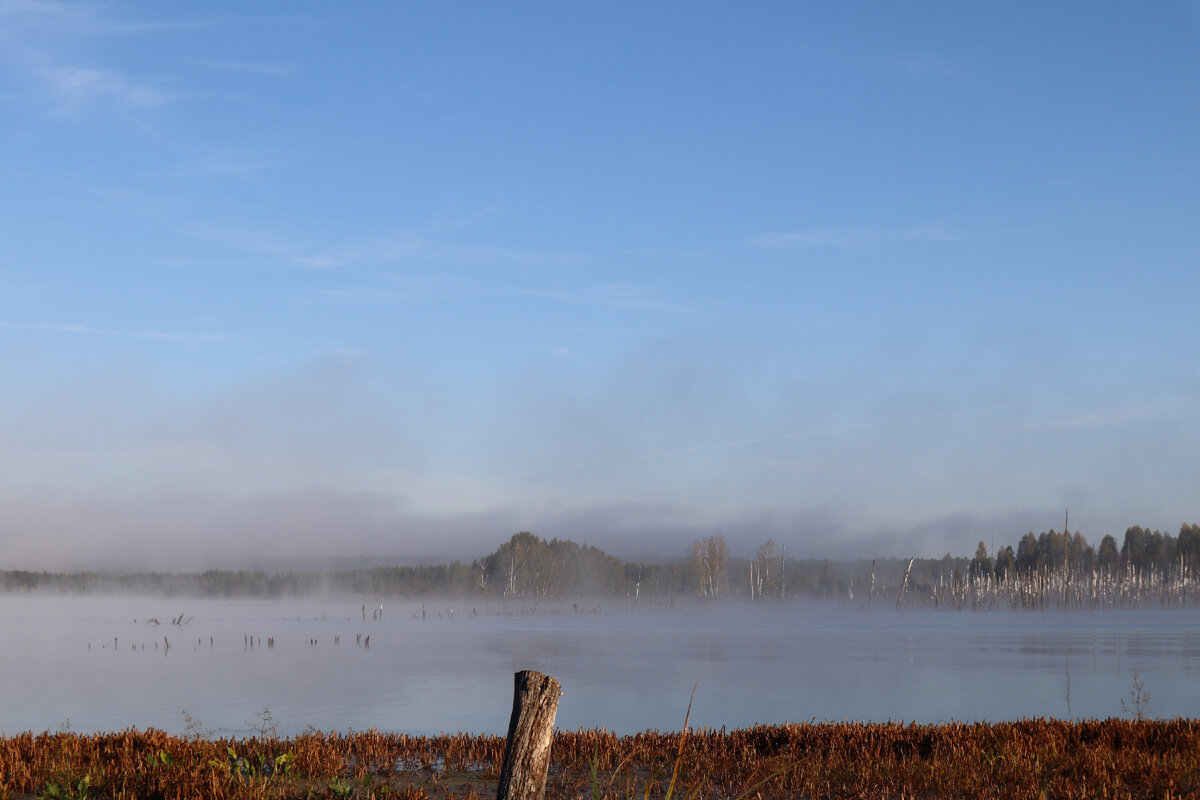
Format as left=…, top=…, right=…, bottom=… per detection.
left=1, top=524, right=1198, bottom=608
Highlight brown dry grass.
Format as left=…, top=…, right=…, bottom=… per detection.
left=1, top=719, right=1197, bottom=799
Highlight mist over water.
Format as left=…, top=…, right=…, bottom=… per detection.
left=1, top=595, right=1196, bottom=737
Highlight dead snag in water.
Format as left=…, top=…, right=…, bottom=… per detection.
left=896, top=557, right=915, bottom=609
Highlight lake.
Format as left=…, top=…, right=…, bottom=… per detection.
left=1, top=595, right=1196, bottom=737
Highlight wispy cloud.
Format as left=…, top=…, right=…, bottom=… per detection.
left=315, top=269, right=684, bottom=314
left=185, top=225, right=343, bottom=269
left=188, top=223, right=588, bottom=276
left=0, top=1, right=219, bottom=36
left=750, top=224, right=970, bottom=250
left=447, top=243, right=586, bottom=269
left=0, top=0, right=88, bottom=32
left=39, top=64, right=174, bottom=111
left=319, top=287, right=412, bottom=305
left=293, top=255, right=348, bottom=270
left=622, top=247, right=706, bottom=260
left=1, top=321, right=222, bottom=344
left=192, top=60, right=298, bottom=77
left=0, top=1, right=211, bottom=114
left=190, top=227, right=427, bottom=271
left=94, top=17, right=221, bottom=35
left=519, top=282, right=694, bottom=313
left=175, top=153, right=276, bottom=178
left=1015, top=402, right=1182, bottom=433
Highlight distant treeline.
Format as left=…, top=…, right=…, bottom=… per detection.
left=938, top=523, right=1200, bottom=609
left=1, top=524, right=1198, bottom=607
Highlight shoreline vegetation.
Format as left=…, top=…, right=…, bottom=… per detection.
left=2, top=719, right=1197, bottom=799
left=2, top=523, right=1199, bottom=609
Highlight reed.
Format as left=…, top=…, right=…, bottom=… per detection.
left=1, top=719, right=1197, bottom=799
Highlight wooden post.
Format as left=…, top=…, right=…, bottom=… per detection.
left=497, top=670, right=562, bottom=800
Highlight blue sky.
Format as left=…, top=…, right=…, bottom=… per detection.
left=1, top=2, right=1198, bottom=568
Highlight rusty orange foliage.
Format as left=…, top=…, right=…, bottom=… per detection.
left=0, top=719, right=1196, bottom=799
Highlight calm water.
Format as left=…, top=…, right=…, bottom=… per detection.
left=1, top=595, right=1197, bottom=737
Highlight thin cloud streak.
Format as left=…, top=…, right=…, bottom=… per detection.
left=191, top=60, right=298, bottom=77
left=185, top=226, right=345, bottom=270
left=319, top=287, right=414, bottom=305
left=175, top=154, right=277, bottom=178
left=188, top=224, right=591, bottom=277
left=750, top=224, right=972, bottom=250
left=622, top=247, right=707, bottom=259
left=0, top=1, right=220, bottom=115
left=0, top=1, right=221, bottom=36
left=1, top=321, right=222, bottom=344
left=1014, top=402, right=1187, bottom=433
left=40, top=64, right=175, bottom=111
left=518, top=283, right=696, bottom=314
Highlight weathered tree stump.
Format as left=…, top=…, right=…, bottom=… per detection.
left=496, top=670, right=562, bottom=800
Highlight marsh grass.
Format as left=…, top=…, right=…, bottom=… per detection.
left=1, top=719, right=1198, bottom=799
